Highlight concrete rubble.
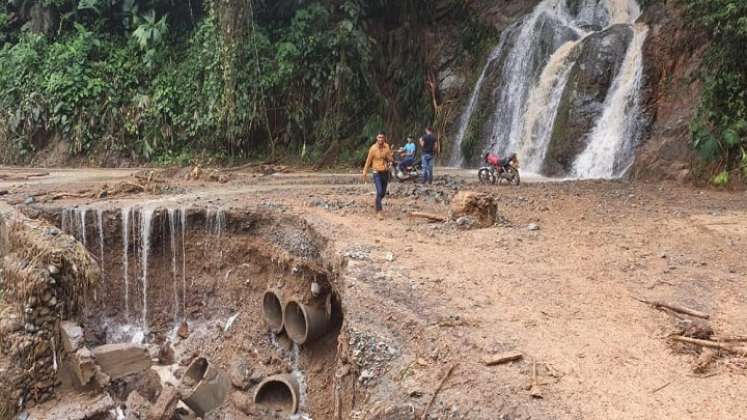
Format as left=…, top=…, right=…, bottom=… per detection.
left=92, top=343, right=152, bottom=380
left=25, top=392, right=115, bottom=420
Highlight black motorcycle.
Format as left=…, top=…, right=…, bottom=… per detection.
left=390, top=156, right=422, bottom=182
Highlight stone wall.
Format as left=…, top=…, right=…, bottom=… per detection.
left=0, top=204, right=99, bottom=417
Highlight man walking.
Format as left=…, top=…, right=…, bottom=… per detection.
left=362, top=131, right=394, bottom=219
left=419, top=127, right=438, bottom=184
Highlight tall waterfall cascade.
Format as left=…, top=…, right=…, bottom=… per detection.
left=451, top=0, right=647, bottom=179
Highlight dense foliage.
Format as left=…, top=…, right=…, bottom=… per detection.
left=0, top=0, right=451, bottom=165
left=683, top=0, right=747, bottom=184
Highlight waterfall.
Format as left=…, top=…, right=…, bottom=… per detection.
left=122, top=207, right=131, bottom=321
left=449, top=30, right=513, bottom=167
left=139, top=207, right=154, bottom=333
left=520, top=38, right=580, bottom=172
left=452, top=0, right=646, bottom=178
left=180, top=207, right=187, bottom=320
left=572, top=23, right=648, bottom=178
left=79, top=208, right=87, bottom=247
left=167, top=208, right=179, bottom=322
left=96, top=209, right=105, bottom=283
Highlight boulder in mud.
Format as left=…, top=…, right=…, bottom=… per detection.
left=449, top=191, right=498, bottom=228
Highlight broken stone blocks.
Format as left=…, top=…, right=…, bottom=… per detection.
left=60, top=321, right=83, bottom=353
left=92, top=343, right=152, bottom=380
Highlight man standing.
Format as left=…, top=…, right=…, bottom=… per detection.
left=363, top=131, right=394, bottom=219
left=419, top=127, right=438, bottom=184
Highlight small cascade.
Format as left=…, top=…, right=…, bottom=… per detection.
left=520, top=38, right=580, bottom=172
left=121, top=207, right=131, bottom=321
left=449, top=34, right=512, bottom=166
left=572, top=23, right=648, bottom=178
left=79, top=208, right=87, bottom=247
left=167, top=208, right=179, bottom=322
left=290, top=344, right=309, bottom=418
left=96, top=209, right=105, bottom=283
left=208, top=208, right=226, bottom=269
left=139, top=207, right=154, bottom=333
left=180, top=207, right=187, bottom=320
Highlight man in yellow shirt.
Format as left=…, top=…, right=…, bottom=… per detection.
left=362, top=131, right=394, bottom=219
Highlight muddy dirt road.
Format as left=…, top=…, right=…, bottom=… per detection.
left=2, top=167, right=746, bottom=420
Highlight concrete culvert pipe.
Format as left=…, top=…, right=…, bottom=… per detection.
left=284, top=300, right=330, bottom=345
left=253, top=374, right=300, bottom=415
left=179, top=357, right=231, bottom=416
left=262, top=290, right=284, bottom=333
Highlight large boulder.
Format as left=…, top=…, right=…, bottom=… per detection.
left=449, top=191, right=498, bottom=228
left=92, top=343, right=152, bottom=380
left=543, top=24, right=633, bottom=175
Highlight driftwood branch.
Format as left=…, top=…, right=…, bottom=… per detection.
left=635, top=297, right=710, bottom=319
left=421, top=363, right=457, bottom=420
left=409, top=212, right=447, bottom=223
left=671, top=336, right=747, bottom=355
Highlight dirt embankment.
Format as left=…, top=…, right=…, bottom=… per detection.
left=634, top=1, right=707, bottom=182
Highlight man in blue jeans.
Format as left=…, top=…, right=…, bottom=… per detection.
left=419, top=127, right=438, bottom=184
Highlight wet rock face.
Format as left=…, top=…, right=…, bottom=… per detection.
left=544, top=24, right=634, bottom=176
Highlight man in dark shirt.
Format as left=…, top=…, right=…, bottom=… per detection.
left=419, top=127, right=438, bottom=184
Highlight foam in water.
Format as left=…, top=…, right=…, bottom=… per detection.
left=572, top=23, right=648, bottom=178
left=122, top=207, right=131, bottom=321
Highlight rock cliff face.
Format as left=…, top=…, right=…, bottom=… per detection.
left=545, top=24, right=633, bottom=175
left=633, top=1, right=706, bottom=181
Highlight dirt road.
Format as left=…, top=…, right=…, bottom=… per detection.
left=3, top=167, right=746, bottom=419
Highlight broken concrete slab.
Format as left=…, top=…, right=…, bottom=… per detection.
left=26, top=391, right=115, bottom=420
left=59, top=321, right=83, bottom=353
left=148, top=385, right=179, bottom=420
left=92, top=343, right=152, bottom=380
left=71, top=347, right=97, bottom=386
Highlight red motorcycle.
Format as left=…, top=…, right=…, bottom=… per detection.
left=478, top=152, right=520, bottom=186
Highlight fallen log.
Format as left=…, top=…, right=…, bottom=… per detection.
left=409, top=212, right=447, bottom=223
left=713, top=335, right=747, bottom=343
left=671, top=336, right=747, bottom=355
left=635, top=297, right=710, bottom=319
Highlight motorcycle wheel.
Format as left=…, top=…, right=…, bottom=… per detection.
left=478, top=168, right=496, bottom=184
left=509, top=168, right=521, bottom=186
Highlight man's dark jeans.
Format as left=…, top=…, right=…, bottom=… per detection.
left=399, top=156, right=416, bottom=172
left=421, top=153, right=434, bottom=184
left=373, top=171, right=389, bottom=211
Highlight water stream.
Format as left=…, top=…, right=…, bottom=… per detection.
left=451, top=0, right=647, bottom=178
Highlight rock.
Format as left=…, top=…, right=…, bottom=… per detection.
left=126, top=391, right=152, bottom=420
left=449, top=191, right=498, bottom=228
left=60, top=321, right=84, bottom=353
left=384, top=252, right=395, bottom=262
left=26, top=391, right=115, bottom=420
left=544, top=24, right=634, bottom=175
left=137, top=369, right=164, bottom=402
left=71, top=347, right=97, bottom=386
left=47, top=265, right=60, bottom=275
left=230, top=391, right=255, bottom=415
left=158, top=341, right=176, bottom=365
left=92, top=343, right=152, bottom=380
left=0, top=189, right=7, bottom=196
left=0, top=314, right=22, bottom=335
left=177, top=321, right=189, bottom=339
left=228, top=359, right=253, bottom=390
left=527, top=223, right=540, bottom=231
left=148, top=385, right=179, bottom=420
left=24, top=196, right=35, bottom=205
